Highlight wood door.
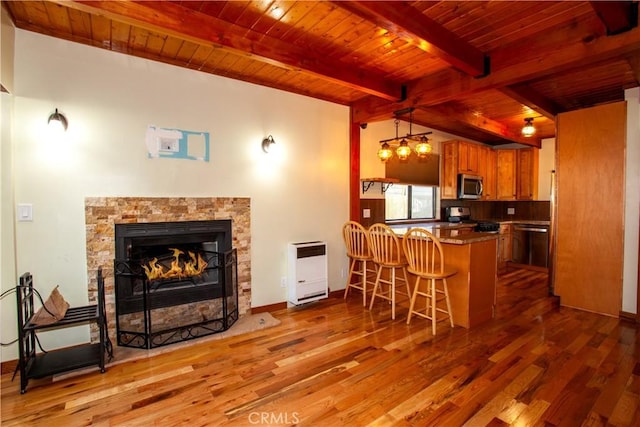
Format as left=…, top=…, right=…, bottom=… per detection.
left=441, top=141, right=458, bottom=199
left=459, top=141, right=479, bottom=173
left=496, top=150, right=516, bottom=200
left=555, top=101, right=625, bottom=317
left=483, top=148, right=497, bottom=200
left=517, top=148, right=539, bottom=200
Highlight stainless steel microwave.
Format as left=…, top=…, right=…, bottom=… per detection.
left=457, top=174, right=483, bottom=199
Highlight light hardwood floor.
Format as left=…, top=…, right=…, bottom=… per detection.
left=2, top=268, right=639, bottom=426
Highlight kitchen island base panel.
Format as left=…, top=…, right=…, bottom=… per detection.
left=442, top=238, right=497, bottom=328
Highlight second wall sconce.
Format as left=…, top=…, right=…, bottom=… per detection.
left=48, top=108, right=68, bottom=132
left=262, top=135, right=275, bottom=153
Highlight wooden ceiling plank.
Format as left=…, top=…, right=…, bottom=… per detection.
left=333, top=0, right=488, bottom=77
left=43, top=1, right=71, bottom=33
left=88, top=12, right=111, bottom=49
left=109, top=20, right=131, bottom=54
left=499, top=84, right=564, bottom=120
left=144, top=32, right=168, bottom=57
left=589, top=0, right=639, bottom=35
left=353, top=18, right=640, bottom=124
left=62, top=0, right=403, bottom=101
left=67, top=7, right=92, bottom=41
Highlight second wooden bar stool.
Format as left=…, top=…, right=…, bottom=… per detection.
left=402, top=227, right=456, bottom=335
left=367, top=223, right=411, bottom=320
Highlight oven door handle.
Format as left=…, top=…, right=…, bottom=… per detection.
left=514, top=226, right=548, bottom=233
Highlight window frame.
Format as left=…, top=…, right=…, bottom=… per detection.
left=384, top=184, right=437, bottom=222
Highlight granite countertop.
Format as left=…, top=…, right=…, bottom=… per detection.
left=494, top=220, right=551, bottom=226
left=389, top=223, right=498, bottom=245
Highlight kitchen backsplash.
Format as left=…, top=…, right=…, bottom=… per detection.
left=440, top=200, right=551, bottom=222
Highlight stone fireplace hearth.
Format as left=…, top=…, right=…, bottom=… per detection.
left=85, top=197, right=251, bottom=344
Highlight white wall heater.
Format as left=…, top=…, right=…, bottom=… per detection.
left=287, top=241, right=328, bottom=305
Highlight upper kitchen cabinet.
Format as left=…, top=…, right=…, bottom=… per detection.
left=496, top=150, right=517, bottom=200
left=516, top=148, right=539, bottom=200
left=458, top=141, right=480, bottom=174
left=440, top=141, right=459, bottom=199
left=441, top=140, right=484, bottom=199
left=480, top=147, right=497, bottom=200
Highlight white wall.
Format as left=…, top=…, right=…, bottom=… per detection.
left=1, top=30, right=350, bottom=361
left=623, top=87, right=639, bottom=314
left=0, top=9, right=17, bottom=368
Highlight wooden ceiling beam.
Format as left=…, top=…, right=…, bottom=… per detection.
left=63, top=0, right=404, bottom=101
left=333, top=1, right=488, bottom=77
left=499, top=84, right=565, bottom=119
left=416, top=105, right=541, bottom=148
left=590, top=0, right=639, bottom=35
left=353, top=17, right=640, bottom=124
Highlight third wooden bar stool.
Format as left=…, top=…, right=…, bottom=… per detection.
left=402, top=227, right=456, bottom=335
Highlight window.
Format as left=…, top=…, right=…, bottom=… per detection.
left=385, top=184, right=436, bottom=221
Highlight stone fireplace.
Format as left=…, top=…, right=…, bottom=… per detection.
left=85, top=197, right=251, bottom=346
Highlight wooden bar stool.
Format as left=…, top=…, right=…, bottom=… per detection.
left=367, top=223, right=411, bottom=320
left=342, top=221, right=377, bottom=306
left=402, top=227, right=456, bottom=335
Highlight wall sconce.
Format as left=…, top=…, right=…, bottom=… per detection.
left=522, top=118, right=536, bottom=137
left=47, top=108, right=68, bottom=132
left=262, top=135, right=275, bottom=153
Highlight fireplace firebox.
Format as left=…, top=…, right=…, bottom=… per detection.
left=114, top=220, right=238, bottom=349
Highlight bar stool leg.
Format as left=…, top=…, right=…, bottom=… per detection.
left=406, top=276, right=421, bottom=325
left=431, top=279, right=437, bottom=336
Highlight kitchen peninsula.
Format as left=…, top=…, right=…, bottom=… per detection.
left=391, top=224, right=498, bottom=328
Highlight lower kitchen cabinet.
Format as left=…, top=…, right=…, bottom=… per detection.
left=497, top=223, right=512, bottom=270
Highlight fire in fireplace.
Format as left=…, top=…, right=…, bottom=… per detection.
left=114, top=220, right=238, bottom=349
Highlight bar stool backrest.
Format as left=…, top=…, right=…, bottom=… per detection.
left=402, top=227, right=446, bottom=276
left=368, top=223, right=403, bottom=266
left=342, top=221, right=371, bottom=260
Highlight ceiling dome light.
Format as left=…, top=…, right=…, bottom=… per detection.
left=522, top=118, right=536, bottom=137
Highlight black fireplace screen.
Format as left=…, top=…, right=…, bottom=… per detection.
left=114, top=220, right=238, bottom=349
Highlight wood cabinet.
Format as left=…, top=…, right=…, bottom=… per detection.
left=481, top=147, right=497, bottom=200
left=443, top=142, right=538, bottom=201
left=496, top=149, right=517, bottom=200
left=458, top=141, right=479, bottom=174
left=497, top=223, right=512, bottom=270
left=441, top=140, right=485, bottom=199
left=517, top=148, right=539, bottom=200
left=442, top=239, right=497, bottom=328
left=440, top=141, right=459, bottom=199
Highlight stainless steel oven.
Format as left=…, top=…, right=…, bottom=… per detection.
left=512, top=224, right=549, bottom=267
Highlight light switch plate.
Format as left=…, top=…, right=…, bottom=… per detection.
left=363, top=208, right=371, bottom=218
left=507, top=207, right=515, bottom=215
left=17, top=204, right=33, bottom=221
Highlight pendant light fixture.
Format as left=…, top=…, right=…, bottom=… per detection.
left=522, top=118, right=536, bottom=137
left=377, top=108, right=432, bottom=162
